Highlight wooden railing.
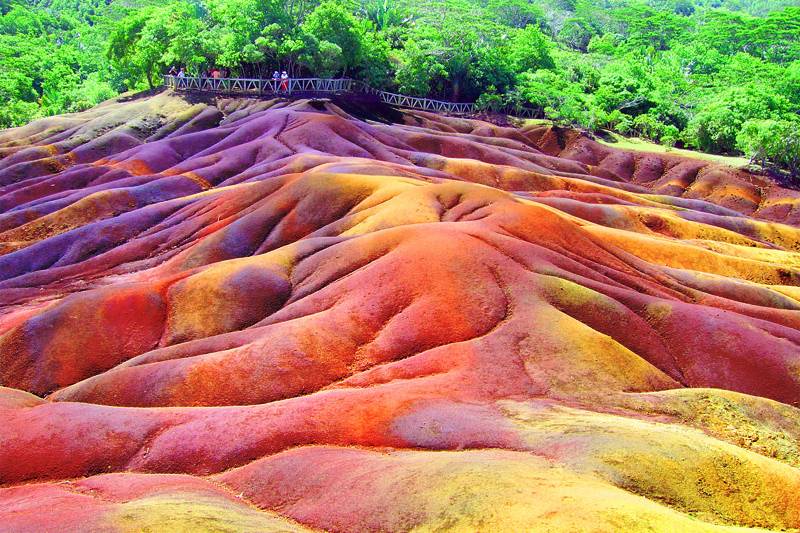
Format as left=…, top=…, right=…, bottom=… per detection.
left=163, top=75, right=529, bottom=116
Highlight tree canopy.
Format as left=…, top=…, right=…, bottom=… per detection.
left=1, top=0, right=800, bottom=179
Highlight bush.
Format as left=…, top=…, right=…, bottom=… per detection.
left=685, top=85, right=792, bottom=153
left=516, top=69, right=594, bottom=127
left=558, top=18, right=594, bottom=52
left=631, top=113, right=678, bottom=144
left=476, top=87, right=506, bottom=112
left=736, top=119, right=800, bottom=180
left=0, top=99, right=40, bottom=128
left=68, top=74, right=117, bottom=113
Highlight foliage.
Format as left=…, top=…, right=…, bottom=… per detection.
left=509, top=26, right=555, bottom=72
left=302, top=1, right=363, bottom=74
left=685, top=85, right=792, bottom=153
left=736, top=119, right=800, bottom=179
left=2, top=0, right=800, bottom=179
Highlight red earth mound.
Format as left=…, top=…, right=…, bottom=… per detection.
left=1, top=91, right=800, bottom=531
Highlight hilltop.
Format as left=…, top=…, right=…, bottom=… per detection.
left=0, top=90, right=799, bottom=531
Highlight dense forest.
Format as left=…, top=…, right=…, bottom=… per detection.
left=2, top=0, right=799, bottom=178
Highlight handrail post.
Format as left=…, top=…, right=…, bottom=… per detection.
left=161, top=75, right=536, bottom=117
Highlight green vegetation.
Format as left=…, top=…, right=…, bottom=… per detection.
left=737, top=119, right=800, bottom=178
left=1, top=0, right=799, bottom=179
left=597, top=130, right=752, bottom=167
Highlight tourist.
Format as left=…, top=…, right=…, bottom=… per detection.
left=280, top=71, right=289, bottom=93
left=168, top=66, right=177, bottom=76
left=211, top=68, right=221, bottom=79
left=272, top=71, right=280, bottom=92
left=177, top=68, right=185, bottom=78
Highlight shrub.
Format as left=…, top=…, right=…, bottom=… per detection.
left=736, top=119, right=800, bottom=181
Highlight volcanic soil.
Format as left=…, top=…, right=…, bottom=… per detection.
left=1, top=91, right=800, bottom=532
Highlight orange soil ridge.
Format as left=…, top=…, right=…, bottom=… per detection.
left=1, top=91, right=800, bottom=532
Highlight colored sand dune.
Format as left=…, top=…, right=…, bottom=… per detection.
left=1, top=91, right=800, bottom=532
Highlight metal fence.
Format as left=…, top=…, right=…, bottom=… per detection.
left=163, top=75, right=535, bottom=117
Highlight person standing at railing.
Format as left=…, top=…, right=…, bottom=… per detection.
left=168, top=66, right=177, bottom=77
left=280, top=71, right=289, bottom=93
left=177, top=68, right=185, bottom=78
left=272, top=71, right=280, bottom=92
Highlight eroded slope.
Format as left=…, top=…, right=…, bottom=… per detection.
left=1, top=91, right=799, bottom=532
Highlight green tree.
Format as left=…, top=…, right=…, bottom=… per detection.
left=395, top=35, right=448, bottom=96
left=737, top=118, right=800, bottom=180
left=558, top=17, right=594, bottom=52
left=593, top=60, right=654, bottom=116
left=516, top=69, right=595, bottom=127
left=780, top=60, right=800, bottom=107
left=107, top=8, right=168, bottom=89
left=358, top=0, right=408, bottom=30
left=743, top=7, right=800, bottom=63
left=487, top=0, right=546, bottom=29
left=3, top=0, right=800, bottom=165
left=686, top=85, right=792, bottom=153
left=302, top=1, right=363, bottom=75
left=509, top=25, right=555, bottom=72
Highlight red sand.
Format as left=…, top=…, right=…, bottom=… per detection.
left=1, top=92, right=799, bottom=531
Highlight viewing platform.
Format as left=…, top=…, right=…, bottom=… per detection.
left=163, top=75, right=535, bottom=117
